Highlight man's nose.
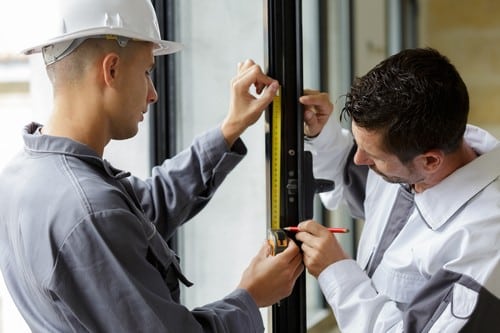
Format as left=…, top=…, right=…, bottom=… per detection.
left=353, top=149, right=372, bottom=166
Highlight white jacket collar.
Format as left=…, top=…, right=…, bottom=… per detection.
left=416, top=125, right=500, bottom=230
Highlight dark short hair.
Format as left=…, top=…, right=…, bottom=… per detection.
left=341, top=48, right=469, bottom=163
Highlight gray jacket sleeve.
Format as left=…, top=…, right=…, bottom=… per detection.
left=129, top=127, right=247, bottom=240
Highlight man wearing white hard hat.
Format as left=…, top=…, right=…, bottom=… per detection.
left=0, top=0, right=303, bottom=332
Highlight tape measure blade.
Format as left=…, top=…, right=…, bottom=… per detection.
left=271, top=87, right=282, bottom=230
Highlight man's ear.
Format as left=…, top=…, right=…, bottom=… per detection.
left=102, top=53, right=120, bottom=86
left=418, top=150, right=444, bottom=173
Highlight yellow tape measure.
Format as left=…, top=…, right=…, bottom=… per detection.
left=268, top=229, right=288, bottom=255
left=271, top=87, right=282, bottom=230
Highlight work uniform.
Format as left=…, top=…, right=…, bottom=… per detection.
left=306, top=118, right=500, bottom=332
left=0, top=123, right=264, bottom=332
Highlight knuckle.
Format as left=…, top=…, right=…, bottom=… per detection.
left=230, top=77, right=239, bottom=89
left=249, top=64, right=261, bottom=75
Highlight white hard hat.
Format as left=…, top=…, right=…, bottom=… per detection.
left=22, top=0, right=182, bottom=63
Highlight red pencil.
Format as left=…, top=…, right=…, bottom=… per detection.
left=283, top=226, right=350, bottom=233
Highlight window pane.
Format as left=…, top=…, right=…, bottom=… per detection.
left=175, top=0, right=270, bottom=325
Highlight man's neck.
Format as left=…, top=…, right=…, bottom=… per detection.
left=413, top=142, right=477, bottom=193
left=43, top=101, right=108, bottom=157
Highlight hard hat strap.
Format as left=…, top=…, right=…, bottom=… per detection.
left=42, top=35, right=131, bottom=66
left=42, top=39, right=86, bottom=65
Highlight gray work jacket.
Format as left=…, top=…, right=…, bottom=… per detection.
left=0, top=123, right=264, bottom=332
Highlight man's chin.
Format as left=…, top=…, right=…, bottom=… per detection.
left=381, top=176, right=405, bottom=184
left=370, top=167, right=405, bottom=184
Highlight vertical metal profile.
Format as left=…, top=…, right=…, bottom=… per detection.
left=151, top=0, right=178, bottom=250
left=151, top=0, right=177, bottom=164
left=264, top=0, right=306, bottom=332
left=386, top=0, right=419, bottom=55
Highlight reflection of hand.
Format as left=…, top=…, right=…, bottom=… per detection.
left=295, top=220, right=349, bottom=278
left=300, top=90, right=333, bottom=138
left=238, top=240, right=303, bottom=307
left=222, top=59, right=279, bottom=147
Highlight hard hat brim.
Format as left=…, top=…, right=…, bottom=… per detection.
left=153, top=40, right=184, bottom=56
left=21, top=27, right=183, bottom=56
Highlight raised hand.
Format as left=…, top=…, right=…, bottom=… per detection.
left=222, top=59, right=279, bottom=147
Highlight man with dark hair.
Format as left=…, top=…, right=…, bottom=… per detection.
left=296, top=48, right=500, bottom=332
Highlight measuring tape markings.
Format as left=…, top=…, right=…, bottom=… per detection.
left=271, top=86, right=282, bottom=231
left=268, top=86, right=290, bottom=255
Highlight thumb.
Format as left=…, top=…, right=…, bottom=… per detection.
left=259, top=241, right=272, bottom=258
left=298, top=220, right=324, bottom=236
left=304, top=114, right=320, bottom=136
left=256, top=82, right=279, bottom=109
left=304, top=109, right=315, bottom=121
left=276, top=238, right=299, bottom=260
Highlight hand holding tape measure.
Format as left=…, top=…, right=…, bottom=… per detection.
left=268, top=226, right=349, bottom=256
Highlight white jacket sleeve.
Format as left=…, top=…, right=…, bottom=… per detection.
left=304, top=116, right=354, bottom=211
left=318, top=260, right=405, bottom=333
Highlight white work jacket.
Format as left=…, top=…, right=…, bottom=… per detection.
left=305, top=118, right=500, bottom=332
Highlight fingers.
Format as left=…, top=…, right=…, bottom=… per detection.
left=280, top=240, right=304, bottom=279
left=239, top=237, right=303, bottom=307
left=237, top=60, right=266, bottom=94
left=236, top=59, right=276, bottom=93
left=255, top=82, right=279, bottom=111
left=273, top=240, right=303, bottom=273
left=238, top=59, right=266, bottom=94
left=294, top=221, right=350, bottom=278
left=297, top=220, right=326, bottom=236
left=300, top=91, right=333, bottom=138
left=232, top=59, right=278, bottom=111
left=237, top=59, right=257, bottom=73
left=223, top=60, right=278, bottom=146
left=300, top=95, right=333, bottom=120
left=299, top=91, right=331, bottom=107
left=274, top=239, right=298, bottom=263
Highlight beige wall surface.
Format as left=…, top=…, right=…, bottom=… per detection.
left=420, top=0, right=500, bottom=136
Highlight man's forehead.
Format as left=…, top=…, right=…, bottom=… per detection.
left=351, top=123, right=379, bottom=144
left=351, top=123, right=389, bottom=156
